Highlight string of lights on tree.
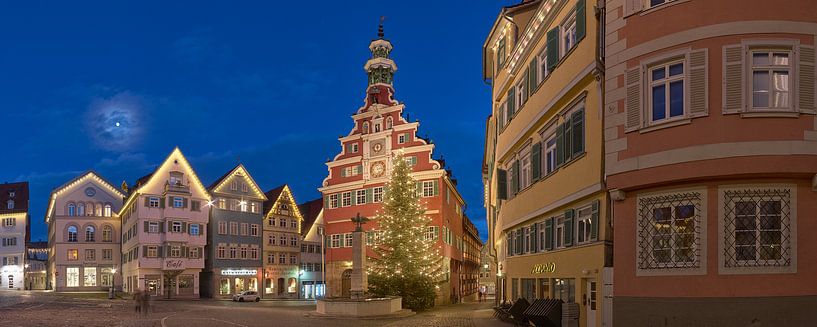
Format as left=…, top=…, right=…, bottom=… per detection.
left=367, top=151, right=445, bottom=282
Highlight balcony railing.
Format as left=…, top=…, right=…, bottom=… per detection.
left=164, top=181, right=191, bottom=194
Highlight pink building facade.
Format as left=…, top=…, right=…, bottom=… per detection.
left=120, top=148, right=211, bottom=298
left=604, top=0, right=817, bottom=325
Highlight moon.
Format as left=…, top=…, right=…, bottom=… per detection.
left=85, top=92, right=143, bottom=151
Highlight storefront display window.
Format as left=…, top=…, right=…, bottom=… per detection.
left=83, top=267, right=97, bottom=287
left=554, top=278, right=575, bottom=303
left=178, top=275, right=194, bottom=295
left=265, top=278, right=272, bottom=294
left=521, top=278, right=536, bottom=301
left=234, top=278, right=245, bottom=294
left=66, top=267, right=79, bottom=287
left=248, top=278, right=258, bottom=292
left=287, top=278, right=297, bottom=293
left=220, top=278, right=230, bottom=295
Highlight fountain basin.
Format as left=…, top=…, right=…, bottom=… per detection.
left=315, top=296, right=406, bottom=317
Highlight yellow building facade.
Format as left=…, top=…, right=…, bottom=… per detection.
left=482, top=1, right=611, bottom=326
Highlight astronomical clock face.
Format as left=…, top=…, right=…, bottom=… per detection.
left=370, top=139, right=386, bottom=156
left=371, top=161, right=386, bottom=178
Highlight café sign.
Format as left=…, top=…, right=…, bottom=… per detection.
left=531, top=262, right=556, bottom=274
left=222, top=269, right=258, bottom=276
left=163, top=259, right=185, bottom=270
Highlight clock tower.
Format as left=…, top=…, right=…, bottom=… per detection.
left=318, top=23, right=468, bottom=304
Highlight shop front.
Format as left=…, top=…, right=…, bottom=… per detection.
left=263, top=265, right=299, bottom=299
left=504, top=243, right=607, bottom=327
left=214, top=268, right=261, bottom=298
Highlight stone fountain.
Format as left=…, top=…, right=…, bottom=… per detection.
left=314, top=214, right=410, bottom=318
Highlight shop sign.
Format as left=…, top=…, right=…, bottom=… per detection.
left=222, top=269, right=257, bottom=276
left=531, top=262, right=556, bottom=274
left=163, top=259, right=185, bottom=270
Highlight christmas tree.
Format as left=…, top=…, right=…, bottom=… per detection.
left=367, top=152, right=444, bottom=310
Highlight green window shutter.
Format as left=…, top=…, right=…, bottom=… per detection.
left=159, top=222, right=165, bottom=233
left=516, top=228, right=524, bottom=255
left=576, top=0, right=586, bottom=42
left=497, top=105, right=505, bottom=131
left=523, top=68, right=530, bottom=102
left=556, top=124, right=565, bottom=166
left=531, top=142, right=542, bottom=181
left=160, top=197, right=166, bottom=208
left=144, top=198, right=149, bottom=207
left=572, top=110, right=585, bottom=156
left=529, top=57, right=538, bottom=91
left=531, top=223, right=539, bottom=253
left=366, top=188, right=373, bottom=203
left=416, top=181, right=422, bottom=195
left=433, top=180, right=439, bottom=196
left=564, top=209, right=575, bottom=247
left=340, top=168, right=346, bottom=177
left=591, top=200, right=600, bottom=241
left=183, top=197, right=188, bottom=208
left=411, top=156, right=418, bottom=165
left=512, top=160, right=520, bottom=194
left=506, top=234, right=513, bottom=256
left=182, top=222, right=188, bottom=233
left=546, top=27, right=560, bottom=71
left=507, top=88, right=516, bottom=118
left=144, top=221, right=149, bottom=233
left=497, top=169, right=508, bottom=200
left=544, top=218, right=554, bottom=251
left=324, top=195, right=329, bottom=208
left=142, top=246, right=147, bottom=257
left=564, top=116, right=573, bottom=162
left=357, top=164, right=363, bottom=173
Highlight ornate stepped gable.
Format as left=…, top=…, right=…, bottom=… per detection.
left=322, top=25, right=446, bottom=190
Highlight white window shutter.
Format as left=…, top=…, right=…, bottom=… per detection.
left=798, top=45, right=816, bottom=113
left=625, top=67, right=642, bottom=132
left=688, top=49, right=708, bottom=117
left=723, top=45, right=745, bottom=114
left=623, top=0, right=643, bottom=17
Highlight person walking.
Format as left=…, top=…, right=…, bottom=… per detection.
left=133, top=289, right=142, bottom=316
left=141, top=289, right=150, bottom=317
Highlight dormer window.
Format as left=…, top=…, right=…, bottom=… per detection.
left=169, top=171, right=184, bottom=186
left=6, top=200, right=13, bottom=210
left=385, top=116, right=393, bottom=129
left=8, top=191, right=15, bottom=198
left=374, top=123, right=381, bottom=133
left=362, top=122, right=370, bottom=134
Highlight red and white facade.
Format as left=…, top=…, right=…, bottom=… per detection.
left=319, top=30, right=468, bottom=304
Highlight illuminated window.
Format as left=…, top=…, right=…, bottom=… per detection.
left=66, top=267, right=79, bottom=287
left=103, top=204, right=112, bottom=217
left=148, top=246, right=158, bottom=258
left=67, top=249, right=78, bottom=261
left=84, top=267, right=97, bottom=286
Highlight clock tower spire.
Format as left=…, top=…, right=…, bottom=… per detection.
left=363, top=17, right=398, bottom=109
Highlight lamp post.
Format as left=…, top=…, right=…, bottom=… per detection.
left=109, top=268, right=117, bottom=299
left=298, top=269, right=304, bottom=299
left=24, top=264, right=29, bottom=290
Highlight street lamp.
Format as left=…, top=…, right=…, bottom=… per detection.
left=298, top=270, right=305, bottom=299
left=109, top=268, right=118, bottom=299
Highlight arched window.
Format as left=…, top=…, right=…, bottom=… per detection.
left=362, top=122, right=370, bottom=134
left=67, top=226, right=78, bottom=242
left=77, top=203, right=85, bottom=216
left=385, top=116, right=393, bottom=129
left=85, top=226, right=95, bottom=242
left=374, top=123, right=381, bottom=133
left=6, top=200, right=13, bottom=210
left=95, top=204, right=102, bottom=217
left=67, top=203, right=76, bottom=216
left=102, top=226, right=113, bottom=242
left=103, top=204, right=112, bottom=217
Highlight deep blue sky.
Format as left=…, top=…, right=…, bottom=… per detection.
left=0, top=1, right=512, bottom=243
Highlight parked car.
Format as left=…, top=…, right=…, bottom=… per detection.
left=232, top=291, right=260, bottom=302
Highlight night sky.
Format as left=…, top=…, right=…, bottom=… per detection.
left=0, top=1, right=512, bottom=243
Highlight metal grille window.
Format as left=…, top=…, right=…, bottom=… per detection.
left=723, top=188, right=792, bottom=268
left=638, top=191, right=702, bottom=269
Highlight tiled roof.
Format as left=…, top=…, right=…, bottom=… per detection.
left=0, top=181, right=29, bottom=214
left=298, top=198, right=323, bottom=237
left=208, top=164, right=240, bottom=190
